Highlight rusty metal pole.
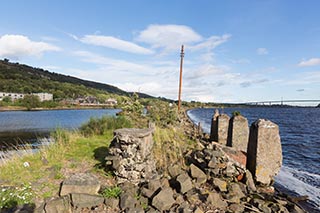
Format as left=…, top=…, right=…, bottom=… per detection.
left=178, top=45, right=184, bottom=112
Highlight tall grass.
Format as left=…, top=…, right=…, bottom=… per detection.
left=153, top=126, right=196, bottom=173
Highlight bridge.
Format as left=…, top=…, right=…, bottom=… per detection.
left=245, top=99, right=320, bottom=106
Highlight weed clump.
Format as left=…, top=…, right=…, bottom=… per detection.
left=100, top=186, right=122, bottom=198
left=80, top=116, right=132, bottom=136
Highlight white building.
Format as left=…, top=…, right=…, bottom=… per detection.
left=0, top=92, right=24, bottom=101
left=0, top=92, right=53, bottom=102
left=32, top=93, right=53, bottom=102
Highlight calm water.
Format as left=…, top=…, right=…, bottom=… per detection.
left=188, top=107, right=320, bottom=210
left=0, top=109, right=121, bottom=149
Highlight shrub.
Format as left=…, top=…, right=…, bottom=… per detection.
left=80, top=116, right=132, bottom=136
left=232, top=111, right=241, bottom=116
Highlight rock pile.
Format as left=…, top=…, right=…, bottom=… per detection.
left=105, top=128, right=157, bottom=185
left=109, top=141, right=303, bottom=212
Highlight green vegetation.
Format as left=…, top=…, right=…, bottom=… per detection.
left=232, top=111, right=241, bottom=116
left=0, top=183, right=33, bottom=209
left=100, top=186, right=122, bottom=198
left=20, top=95, right=41, bottom=110
left=80, top=116, right=132, bottom=136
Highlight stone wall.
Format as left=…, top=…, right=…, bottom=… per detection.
left=106, top=128, right=157, bottom=185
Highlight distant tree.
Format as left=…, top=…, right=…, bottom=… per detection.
left=21, top=95, right=41, bottom=110
left=4, top=58, right=9, bottom=63
left=2, top=96, right=12, bottom=103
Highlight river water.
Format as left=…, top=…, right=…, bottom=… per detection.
left=0, top=109, right=121, bottom=150
left=187, top=107, right=320, bottom=211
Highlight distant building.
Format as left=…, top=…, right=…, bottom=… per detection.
left=0, top=92, right=24, bottom=101
left=106, top=98, right=117, bottom=106
left=0, top=92, right=53, bottom=102
left=32, top=93, right=53, bottom=102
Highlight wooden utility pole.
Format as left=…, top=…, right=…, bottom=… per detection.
left=178, top=45, right=184, bottom=112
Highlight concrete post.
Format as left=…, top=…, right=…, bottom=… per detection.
left=227, top=115, right=249, bottom=152
left=217, top=114, right=230, bottom=145
left=246, top=119, right=282, bottom=185
left=210, top=109, right=219, bottom=141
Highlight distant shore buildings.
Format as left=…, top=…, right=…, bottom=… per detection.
left=0, top=92, right=53, bottom=102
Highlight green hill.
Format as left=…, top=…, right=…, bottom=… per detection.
left=0, top=59, right=152, bottom=99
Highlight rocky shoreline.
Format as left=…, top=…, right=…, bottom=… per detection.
left=8, top=109, right=308, bottom=213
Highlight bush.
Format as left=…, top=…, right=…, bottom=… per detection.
left=80, top=116, right=132, bottom=136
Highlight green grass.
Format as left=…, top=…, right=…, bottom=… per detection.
left=0, top=116, right=132, bottom=208
left=100, top=186, right=122, bottom=198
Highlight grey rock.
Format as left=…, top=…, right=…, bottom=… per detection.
left=152, top=187, right=175, bottom=211
left=120, top=193, right=138, bottom=210
left=226, top=183, right=246, bottom=203
left=176, top=173, right=193, bottom=194
left=70, top=193, right=104, bottom=208
left=228, top=203, right=245, bottom=213
left=60, top=173, right=100, bottom=196
left=213, top=178, right=227, bottom=192
left=168, top=164, right=183, bottom=178
left=227, top=115, right=249, bottom=152
left=207, top=157, right=217, bottom=168
left=104, top=197, right=119, bottom=209
left=44, top=195, right=71, bottom=213
left=244, top=169, right=256, bottom=192
left=206, top=191, right=228, bottom=209
left=247, top=119, right=282, bottom=185
left=190, top=164, right=207, bottom=184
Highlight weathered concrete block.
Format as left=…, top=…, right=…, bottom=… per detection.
left=246, top=119, right=282, bottom=185
left=227, top=115, right=249, bottom=152
left=210, top=109, right=219, bottom=141
left=176, top=173, right=193, bottom=194
left=60, top=173, right=100, bottom=196
left=217, top=114, right=230, bottom=145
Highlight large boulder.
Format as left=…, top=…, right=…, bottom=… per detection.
left=60, top=173, right=100, bottom=196
left=227, top=115, right=249, bottom=152
left=246, top=119, right=282, bottom=185
left=70, top=193, right=104, bottom=208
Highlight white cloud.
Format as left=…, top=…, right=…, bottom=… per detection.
left=257, top=48, right=269, bottom=55
left=0, top=34, right=60, bottom=59
left=298, top=58, right=320, bottom=67
left=136, top=24, right=202, bottom=52
left=80, top=35, right=153, bottom=55
left=189, top=34, right=231, bottom=51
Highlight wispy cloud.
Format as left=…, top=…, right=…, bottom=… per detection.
left=240, top=78, right=269, bottom=88
left=189, top=34, right=231, bottom=51
left=257, top=47, right=269, bottom=55
left=79, top=35, right=153, bottom=55
left=298, top=58, right=320, bottom=67
left=0, top=34, right=60, bottom=59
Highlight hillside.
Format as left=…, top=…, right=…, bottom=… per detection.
left=0, top=59, right=152, bottom=99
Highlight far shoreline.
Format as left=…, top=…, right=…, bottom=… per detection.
left=0, top=105, right=118, bottom=112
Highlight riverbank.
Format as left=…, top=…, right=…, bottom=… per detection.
left=0, top=103, right=311, bottom=212
left=0, top=105, right=116, bottom=112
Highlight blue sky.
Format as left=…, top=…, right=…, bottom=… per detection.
left=0, top=0, right=320, bottom=103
